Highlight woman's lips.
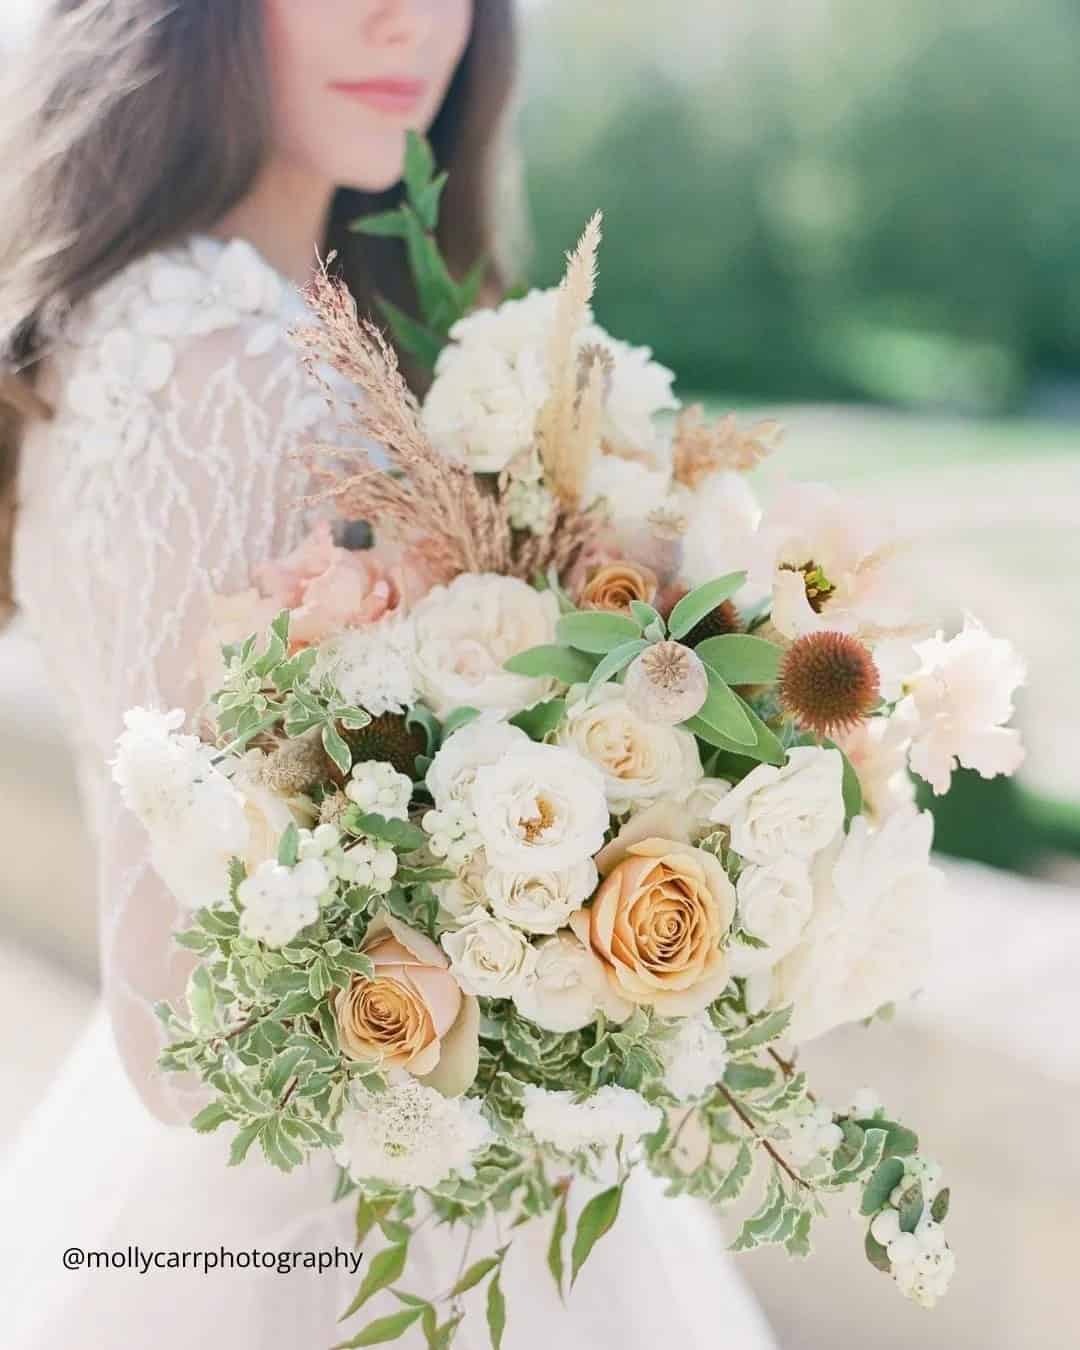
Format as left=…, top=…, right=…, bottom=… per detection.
left=328, top=79, right=427, bottom=116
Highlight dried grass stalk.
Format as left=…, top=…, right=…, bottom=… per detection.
left=671, top=405, right=783, bottom=486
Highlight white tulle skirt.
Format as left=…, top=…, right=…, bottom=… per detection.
left=2, top=1009, right=777, bottom=1349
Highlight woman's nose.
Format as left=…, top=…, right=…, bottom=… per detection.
left=366, top=0, right=431, bottom=49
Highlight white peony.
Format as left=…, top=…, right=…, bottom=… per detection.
left=426, top=718, right=530, bottom=808
left=895, top=614, right=1026, bottom=795
left=522, top=1083, right=662, bottom=1154
left=236, top=855, right=330, bottom=948
left=335, top=1077, right=493, bottom=1190
left=485, top=859, right=598, bottom=935
left=411, top=573, right=559, bottom=719
left=111, top=707, right=249, bottom=910
left=312, top=615, right=418, bottom=717
left=771, top=806, right=942, bottom=1042
left=557, top=686, right=702, bottom=814
left=657, top=1012, right=729, bottom=1101
left=471, top=742, right=610, bottom=873
left=709, top=746, right=845, bottom=864
left=441, top=916, right=536, bottom=998
left=422, top=288, right=677, bottom=475
left=512, top=931, right=631, bottom=1032
left=729, top=855, right=815, bottom=976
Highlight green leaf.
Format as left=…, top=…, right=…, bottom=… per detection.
left=823, top=737, right=863, bottom=824
left=339, top=1243, right=409, bottom=1321
left=668, top=572, right=746, bottom=639
left=852, top=1117, right=919, bottom=1158
left=403, top=130, right=436, bottom=203
left=831, top=1126, right=887, bottom=1188
left=715, top=1142, right=754, bottom=1204
left=584, top=638, right=650, bottom=696
left=185, top=964, right=217, bottom=1035
left=277, top=821, right=300, bottom=868
left=375, top=296, right=445, bottom=370
left=267, top=1045, right=309, bottom=1098
left=860, top=1156, right=906, bottom=1215
left=865, top=1229, right=892, bottom=1274
left=355, top=1196, right=395, bottom=1246
left=510, top=697, right=567, bottom=741
left=485, top=1272, right=507, bottom=1350
left=930, top=1187, right=951, bottom=1223
left=227, top=1119, right=263, bottom=1167
left=503, top=644, right=598, bottom=684
left=457, top=256, right=488, bottom=312
left=897, top=1181, right=924, bottom=1234
left=441, top=706, right=482, bottom=739
left=347, top=812, right=427, bottom=853
left=723, top=1062, right=776, bottom=1092
left=694, top=634, right=784, bottom=685
left=547, top=1189, right=569, bottom=1299
left=785, top=1209, right=814, bottom=1258
left=693, top=671, right=756, bottom=746
left=732, top=1172, right=786, bottom=1250
left=190, top=1101, right=231, bottom=1134
left=629, top=600, right=664, bottom=632
left=323, top=722, right=354, bottom=776
left=413, top=170, right=449, bottom=232
left=723, top=1006, right=793, bottom=1055
left=449, top=1256, right=500, bottom=1297
left=349, top=211, right=409, bottom=239
left=333, top=1306, right=425, bottom=1348
left=556, top=610, right=641, bottom=654
left=570, top=1184, right=623, bottom=1287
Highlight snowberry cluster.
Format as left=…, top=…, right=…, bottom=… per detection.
left=345, top=760, right=413, bottom=820
left=870, top=1156, right=954, bottom=1307
left=422, top=800, right=483, bottom=868
left=782, top=1099, right=844, bottom=1167
left=237, top=854, right=330, bottom=948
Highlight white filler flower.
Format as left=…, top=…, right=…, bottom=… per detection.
left=522, top=1084, right=661, bottom=1154
left=312, top=615, right=418, bottom=717
left=335, top=1078, right=493, bottom=1190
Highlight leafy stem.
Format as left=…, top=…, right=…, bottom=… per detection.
left=717, top=1084, right=813, bottom=1192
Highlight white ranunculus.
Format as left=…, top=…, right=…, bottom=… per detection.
left=772, top=806, right=942, bottom=1042
left=485, top=859, right=598, bottom=935
left=729, top=856, right=814, bottom=976
left=557, top=686, right=702, bottom=813
left=441, top=915, right=536, bottom=998
left=710, top=746, right=844, bottom=864
left=411, top=573, right=559, bottom=719
left=512, top=931, right=631, bottom=1032
left=471, top=742, right=609, bottom=873
left=425, top=718, right=531, bottom=808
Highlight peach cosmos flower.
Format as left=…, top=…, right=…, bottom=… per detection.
left=335, top=915, right=479, bottom=1096
left=570, top=835, right=735, bottom=1016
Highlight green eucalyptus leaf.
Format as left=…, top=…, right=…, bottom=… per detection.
left=668, top=572, right=746, bottom=639
left=860, top=1156, right=906, bottom=1215
left=570, top=1184, right=623, bottom=1287
left=510, top=697, right=567, bottom=741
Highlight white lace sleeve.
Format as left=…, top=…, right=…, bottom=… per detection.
left=13, top=238, right=332, bottom=1122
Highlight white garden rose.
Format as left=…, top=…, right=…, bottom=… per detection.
left=729, top=856, right=814, bottom=976
left=435, top=854, right=491, bottom=926
left=680, top=777, right=734, bottom=837
left=709, top=746, right=844, bottom=864
left=471, top=743, right=609, bottom=873
left=512, top=931, right=631, bottom=1032
left=771, top=806, right=942, bottom=1042
left=441, top=916, right=536, bottom=998
left=557, top=686, right=702, bottom=813
left=425, top=718, right=530, bottom=808
left=485, top=859, right=598, bottom=935
left=411, top=573, right=559, bottom=719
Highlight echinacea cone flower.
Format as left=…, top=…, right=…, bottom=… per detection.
left=623, top=641, right=709, bottom=725
left=683, top=598, right=744, bottom=648
left=346, top=713, right=428, bottom=779
left=777, top=631, right=880, bottom=738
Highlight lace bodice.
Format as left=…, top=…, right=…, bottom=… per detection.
left=13, top=235, right=337, bottom=1121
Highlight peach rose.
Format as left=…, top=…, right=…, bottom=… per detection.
left=335, top=915, right=479, bottom=1096
left=570, top=836, right=734, bottom=1016
left=581, top=561, right=658, bottom=614
left=254, top=521, right=429, bottom=646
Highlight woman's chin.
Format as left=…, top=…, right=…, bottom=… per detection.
left=336, top=133, right=410, bottom=195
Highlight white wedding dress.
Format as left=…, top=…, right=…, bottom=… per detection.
left=6, top=235, right=777, bottom=1349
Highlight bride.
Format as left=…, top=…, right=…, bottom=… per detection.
left=0, top=3, right=776, bottom=1346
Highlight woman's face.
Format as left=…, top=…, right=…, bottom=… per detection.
left=264, top=0, right=474, bottom=192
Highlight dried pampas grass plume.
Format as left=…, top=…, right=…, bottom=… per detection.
left=534, top=211, right=604, bottom=510
left=672, top=406, right=783, bottom=487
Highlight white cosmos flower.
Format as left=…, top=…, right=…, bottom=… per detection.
left=441, top=916, right=536, bottom=998
left=411, top=573, right=559, bottom=719
left=471, top=743, right=609, bottom=873
left=771, top=806, right=942, bottom=1042
left=709, top=746, right=845, bottom=865
left=729, top=855, right=815, bottom=976
left=557, top=686, right=702, bottom=814
left=895, top=614, right=1026, bottom=795
left=485, top=859, right=598, bottom=935
left=522, top=1084, right=661, bottom=1154
left=425, top=718, right=531, bottom=809
left=512, top=931, right=631, bottom=1032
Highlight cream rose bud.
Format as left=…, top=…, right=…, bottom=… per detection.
left=557, top=686, right=702, bottom=813
left=441, top=916, right=536, bottom=998
left=436, top=854, right=491, bottom=926
left=729, top=856, right=814, bottom=976
left=410, top=573, right=559, bottom=719
left=485, top=860, right=598, bottom=935
left=425, top=718, right=530, bottom=808
left=709, top=746, right=844, bottom=864
left=571, top=836, right=735, bottom=1016
left=512, top=931, right=632, bottom=1032
left=471, top=743, right=609, bottom=873
left=335, top=915, right=479, bottom=1096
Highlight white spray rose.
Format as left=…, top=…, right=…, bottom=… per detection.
left=435, top=854, right=492, bottom=926
left=557, top=686, right=702, bottom=813
left=729, top=856, right=815, bottom=976
left=709, top=746, right=844, bottom=864
left=441, top=916, right=536, bottom=998
left=411, top=573, right=559, bottom=719
left=425, top=718, right=530, bottom=808
left=485, top=859, right=598, bottom=935
left=512, top=931, right=631, bottom=1032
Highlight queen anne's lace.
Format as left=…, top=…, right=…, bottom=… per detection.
left=13, top=235, right=339, bottom=1121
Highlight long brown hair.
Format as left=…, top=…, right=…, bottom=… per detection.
left=0, top=0, right=517, bottom=622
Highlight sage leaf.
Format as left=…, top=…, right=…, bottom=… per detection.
left=668, top=572, right=746, bottom=639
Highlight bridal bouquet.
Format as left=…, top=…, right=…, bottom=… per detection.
left=115, top=139, right=1025, bottom=1347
